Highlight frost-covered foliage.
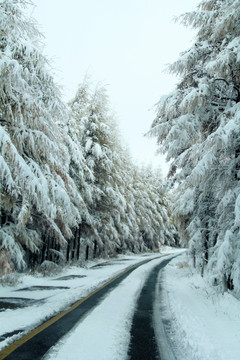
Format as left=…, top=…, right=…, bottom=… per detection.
left=131, top=165, right=178, bottom=250
left=0, top=0, right=176, bottom=273
left=69, top=81, right=176, bottom=259
left=0, top=0, right=81, bottom=268
left=149, top=0, right=240, bottom=292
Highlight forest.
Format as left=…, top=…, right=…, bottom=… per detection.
left=149, top=0, right=240, bottom=293
left=0, top=0, right=177, bottom=274
left=0, top=0, right=240, bottom=295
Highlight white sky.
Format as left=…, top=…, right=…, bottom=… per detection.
left=29, top=0, right=199, bottom=176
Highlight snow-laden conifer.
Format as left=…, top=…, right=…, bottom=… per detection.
left=69, top=80, right=177, bottom=258
left=149, top=0, right=240, bottom=291
left=0, top=0, right=81, bottom=269
left=69, top=84, right=127, bottom=257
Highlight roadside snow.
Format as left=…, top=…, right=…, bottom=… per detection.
left=163, top=253, right=240, bottom=360
left=0, top=248, right=176, bottom=353
left=2, top=249, right=239, bottom=360
left=43, top=254, right=177, bottom=360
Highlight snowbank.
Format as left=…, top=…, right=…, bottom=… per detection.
left=163, top=253, right=240, bottom=360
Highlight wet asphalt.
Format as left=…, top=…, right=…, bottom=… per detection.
left=127, top=258, right=174, bottom=360
left=0, top=256, right=175, bottom=360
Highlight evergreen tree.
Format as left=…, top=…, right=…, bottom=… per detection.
left=149, top=0, right=240, bottom=291
left=65, top=80, right=93, bottom=262
left=0, top=0, right=81, bottom=269
left=70, top=81, right=176, bottom=259
left=69, top=84, right=120, bottom=258
left=132, top=165, right=177, bottom=250
left=0, top=1, right=177, bottom=272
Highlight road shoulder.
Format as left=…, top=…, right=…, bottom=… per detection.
left=163, top=253, right=240, bottom=360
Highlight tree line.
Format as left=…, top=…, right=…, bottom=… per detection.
left=0, top=0, right=177, bottom=274
left=149, top=0, right=240, bottom=293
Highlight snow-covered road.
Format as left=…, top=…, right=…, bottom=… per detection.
left=0, top=249, right=178, bottom=359
left=1, top=247, right=240, bottom=360
left=43, top=255, right=176, bottom=360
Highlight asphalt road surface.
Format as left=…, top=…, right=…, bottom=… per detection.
left=0, top=256, right=176, bottom=360
left=128, top=257, right=176, bottom=360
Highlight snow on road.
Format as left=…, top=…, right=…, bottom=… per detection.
left=43, top=255, right=176, bottom=360
left=0, top=248, right=176, bottom=354
left=1, top=248, right=240, bottom=360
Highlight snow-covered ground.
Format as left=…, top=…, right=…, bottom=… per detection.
left=163, top=253, right=240, bottom=360
left=1, top=248, right=240, bottom=359
left=43, top=252, right=177, bottom=360
left=0, top=248, right=175, bottom=355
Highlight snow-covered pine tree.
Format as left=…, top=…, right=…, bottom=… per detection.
left=132, top=165, right=177, bottom=250
left=113, top=149, right=143, bottom=253
left=149, top=0, right=240, bottom=291
left=64, top=80, right=94, bottom=262
left=69, top=80, right=175, bottom=258
left=69, top=83, right=123, bottom=258
left=0, top=0, right=81, bottom=270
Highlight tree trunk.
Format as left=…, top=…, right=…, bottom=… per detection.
left=93, top=240, right=97, bottom=259
left=76, top=228, right=81, bottom=260
left=66, top=238, right=70, bottom=262
left=71, top=228, right=78, bottom=261
left=85, top=245, right=89, bottom=261
left=192, top=248, right=196, bottom=268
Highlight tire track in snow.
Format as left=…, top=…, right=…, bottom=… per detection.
left=0, top=256, right=162, bottom=360
left=128, top=257, right=177, bottom=360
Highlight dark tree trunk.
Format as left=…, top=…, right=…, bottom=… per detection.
left=41, top=236, right=47, bottom=263
left=66, top=238, right=70, bottom=262
left=192, top=248, right=196, bottom=268
left=85, top=245, right=89, bottom=261
left=71, top=228, right=78, bottom=261
left=235, top=146, right=240, bottom=180
left=203, top=220, right=209, bottom=263
left=76, top=228, right=81, bottom=260
left=93, top=240, right=97, bottom=259
left=0, top=209, right=7, bottom=227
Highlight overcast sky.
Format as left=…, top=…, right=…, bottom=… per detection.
left=29, top=0, right=199, bottom=176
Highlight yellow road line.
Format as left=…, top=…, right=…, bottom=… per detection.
left=0, top=257, right=158, bottom=360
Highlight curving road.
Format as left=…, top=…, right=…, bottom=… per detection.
left=0, top=256, right=177, bottom=360
left=128, top=257, right=176, bottom=360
